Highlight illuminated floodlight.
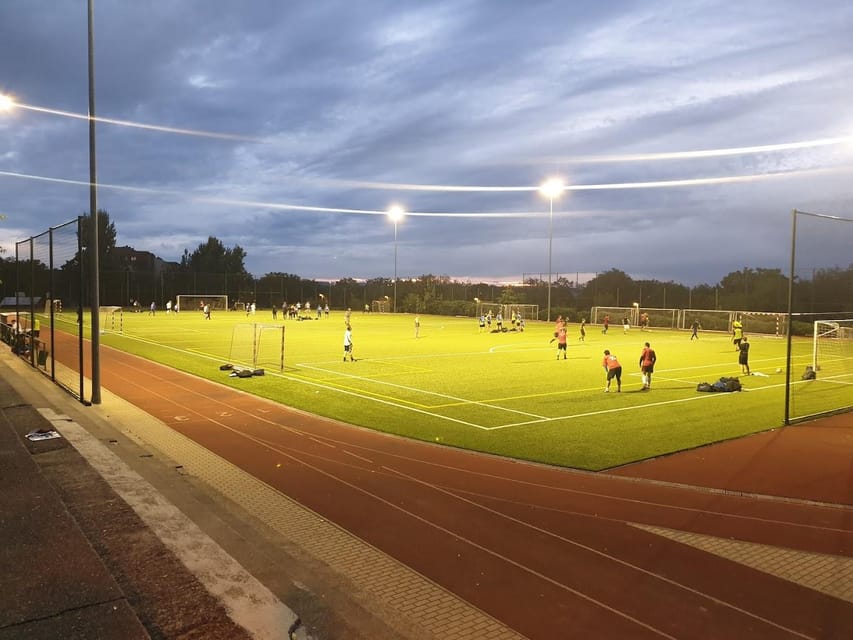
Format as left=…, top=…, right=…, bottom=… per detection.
left=539, top=178, right=565, bottom=322
left=0, top=94, right=15, bottom=111
left=539, top=178, right=565, bottom=199
left=387, top=205, right=405, bottom=223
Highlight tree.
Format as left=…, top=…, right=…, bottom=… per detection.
left=578, top=269, right=635, bottom=308
left=80, top=209, right=118, bottom=268
left=181, top=236, right=248, bottom=275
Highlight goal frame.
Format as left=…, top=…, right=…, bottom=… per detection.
left=98, top=306, right=123, bottom=334
left=176, top=294, right=229, bottom=313
left=591, top=306, right=640, bottom=326
left=229, top=323, right=285, bottom=372
left=507, top=304, right=539, bottom=323
left=813, top=319, right=853, bottom=372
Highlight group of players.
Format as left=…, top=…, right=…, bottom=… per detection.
left=551, top=315, right=657, bottom=393
left=478, top=309, right=526, bottom=333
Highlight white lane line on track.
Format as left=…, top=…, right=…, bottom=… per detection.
left=100, top=357, right=832, bottom=638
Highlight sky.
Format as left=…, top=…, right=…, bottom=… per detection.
left=1, top=0, right=852, bottom=287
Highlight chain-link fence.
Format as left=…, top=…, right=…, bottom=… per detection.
left=9, top=219, right=85, bottom=401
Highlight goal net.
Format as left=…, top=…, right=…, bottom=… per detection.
left=508, top=304, right=539, bottom=323
left=591, top=306, right=639, bottom=326
left=44, top=298, right=62, bottom=314
left=176, top=294, right=229, bottom=313
left=813, top=320, right=853, bottom=379
left=741, top=311, right=787, bottom=337
left=679, top=309, right=733, bottom=333
left=371, top=299, right=389, bottom=313
left=99, top=306, right=123, bottom=334
left=229, top=323, right=285, bottom=372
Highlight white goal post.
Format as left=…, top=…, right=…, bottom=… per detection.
left=99, top=306, right=123, bottom=334
left=44, top=298, right=62, bottom=314
left=813, top=320, right=853, bottom=378
left=229, top=323, right=285, bottom=372
left=591, top=306, right=640, bottom=326
left=371, top=299, right=389, bottom=313
left=176, top=294, right=229, bottom=313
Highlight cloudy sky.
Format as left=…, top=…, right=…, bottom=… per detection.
left=1, top=0, right=852, bottom=286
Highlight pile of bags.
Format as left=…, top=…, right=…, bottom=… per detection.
left=696, top=377, right=742, bottom=393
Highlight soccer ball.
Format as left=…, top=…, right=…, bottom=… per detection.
left=775, top=367, right=782, bottom=374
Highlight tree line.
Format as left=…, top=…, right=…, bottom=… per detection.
left=3, top=211, right=851, bottom=324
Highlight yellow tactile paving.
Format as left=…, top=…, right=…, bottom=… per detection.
left=633, top=523, right=853, bottom=603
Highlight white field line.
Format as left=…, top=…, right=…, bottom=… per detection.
left=297, top=361, right=549, bottom=420
left=486, top=382, right=797, bottom=431
left=105, top=331, right=493, bottom=430
left=101, top=328, right=813, bottom=433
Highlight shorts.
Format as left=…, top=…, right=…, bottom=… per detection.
left=606, top=366, right=622, bottom=381
left=558, top=343, right=567, bottom=351
left=344, top=344, right=352, bottom=353
left=641, top=364, right=654, bottom=374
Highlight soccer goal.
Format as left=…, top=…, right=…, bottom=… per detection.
left=99, top=306, right=123, bottom=334
left=742, top=311, right=787, bottom=337
left=229, top=323, right=285, bottom=372
left=371, top=299, right=389, bottom=313
left=679, top=309, right=734, bottom=333
left=591, top=306, right=639, bottom=326
left=813, top=320, right=853, bottom=378
left=508, top=304, right=539, bottom=323
left=176, top=294, right=229, bottom=313
left=44, top=298, right=62, bottom=314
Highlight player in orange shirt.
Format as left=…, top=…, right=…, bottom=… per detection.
left=556, top=326, right=568, bottom=359
left=602, top=350, right=622, bottom=392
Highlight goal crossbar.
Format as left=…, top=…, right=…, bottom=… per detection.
left=177, top=294, right=229, bottom=312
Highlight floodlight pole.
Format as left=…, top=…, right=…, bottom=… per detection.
left=547, top=195, right=554, bottom=322
left=784, top=209, right=798, bottom=425
left=393, top=219, right=398, bottom=313
left=387, top=206, right=404, bottom=314
left=88, top=0, right=101, bottom=405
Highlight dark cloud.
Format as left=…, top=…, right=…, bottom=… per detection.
left=2, top=0, right=852, bottom=287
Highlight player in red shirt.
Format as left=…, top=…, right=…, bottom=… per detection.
left=639, top=342, right=657, bottom=390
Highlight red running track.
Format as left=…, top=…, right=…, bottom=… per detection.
left=55, top=341, right=853, bottom=638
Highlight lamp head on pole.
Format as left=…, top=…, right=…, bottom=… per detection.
left=0, top=94, right=15, bottom=111
left=539, top=178, right=565, bottom=200
left=387, top=205, right=405, bottom=225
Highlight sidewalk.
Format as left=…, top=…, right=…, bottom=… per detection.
left=0, top=350, right=435, bottom=640
left=0, top=370, right=280, bottom=639
left=0, top=373, right=151, bottom=640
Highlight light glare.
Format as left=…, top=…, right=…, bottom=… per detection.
left=539, top=178, right=564, bottom=199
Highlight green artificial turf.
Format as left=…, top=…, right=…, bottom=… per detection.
left=88, top=308, right=836, bottom=470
